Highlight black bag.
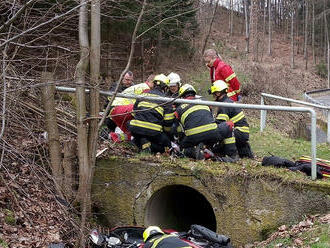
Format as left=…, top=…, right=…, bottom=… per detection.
left=262, top=156, right=295, bottom=168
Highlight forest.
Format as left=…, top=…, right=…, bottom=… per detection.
left=0, top=0, right=329, bottom=247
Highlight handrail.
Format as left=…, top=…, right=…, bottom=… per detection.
left=56, top=86, right=318, bottom=180
left=261, top=92, right=330, bottom=144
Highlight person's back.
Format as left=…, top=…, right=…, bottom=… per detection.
left=144, top=234, right=191, bottom=248
left=143, top=226, right=191, bottom=248
left=175, top=84, right=220, bottom=148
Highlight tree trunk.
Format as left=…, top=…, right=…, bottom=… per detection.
left=304, top=0, right=308, bottom=70
left=202, top=0, right=219, bottom=54
left=268, top=0, right=272, bottom=55
left=291, top=1, right=295, bottom=69
left=41, top=72, right=63, bottom=193
left=244, top=0, right=250, bottom=53
left=62, top=140, right=77, bottom=199
left=250, top=0, right=260, bottom=61
left=229, top=0, right=233, bottom=36
left=312, top=1, right=315, bottom=64
left=325, top=13, right=330, bottom=87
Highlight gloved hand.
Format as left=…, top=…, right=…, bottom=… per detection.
left=226, top=120, right=234, bottom=131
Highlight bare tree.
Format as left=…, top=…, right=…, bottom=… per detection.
left=304, top=0, right=309, bottom=70
left=291, top=1, right=295, bottom=69
left=250, top=0, right=260, bottom=61
left=202, top=0, right=219, bottom=54
left=268, top=0, right=272, bottom=55
left=244, top=0, right=250, bottom=53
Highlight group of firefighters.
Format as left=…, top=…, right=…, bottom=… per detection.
left=103, top=49, right=253, bottom=161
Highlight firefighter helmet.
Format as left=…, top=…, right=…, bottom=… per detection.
left=179, top=84, right=197, bottom=97
left=210, top=80, right=228, bottom=94
left=143, top=226, right=164, bottom=242
left=168, top=72, right=181, bottom=87
left=153, top=74, right=170, bottom=87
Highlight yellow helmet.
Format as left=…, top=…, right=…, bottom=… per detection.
left=153, top=74, right=170, bottom=87
left=143, top=226, right=164, bottom=242
left=179, top=84, right=197, bottom=96
left=210, top=80, right=228, bottom=94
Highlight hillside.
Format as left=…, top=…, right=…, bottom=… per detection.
left=1, top=2, right=330, bottom=248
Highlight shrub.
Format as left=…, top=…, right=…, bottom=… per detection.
left=315, top=63, right=328, bottom=79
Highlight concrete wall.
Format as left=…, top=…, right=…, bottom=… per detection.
left=92, top=158, right=330, bottom=246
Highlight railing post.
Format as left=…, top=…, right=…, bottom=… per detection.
left=260, top=95, right=266, bottom=132
left=327, top=110, right=330, bottom=144
left=310, top=109, right=317, bottom=180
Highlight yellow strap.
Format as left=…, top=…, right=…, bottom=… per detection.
left=185, top=123, right=217, bottom=136
left=235, top=126, right=249, bottom=133
left=164, top=112, right=175, bottom=121
left=138, top=101, right=164, bottom=116
left=225, top=73, right=236, bottom=82
left=130, top=120, right=162, bottom=132
left=163, top=126, right=171, bottom=132
left=181, top=105, right=210, bottom=125
left=224, top=136, right=236, bottom=144
left=230, top=111, right=244, bottom=123
left=142, top=142, right=151, bottom=149
left=150, top=235, right=174, bottom=248
left=227, top=88, right=241, bottom=97
left=216, top=113, right=229, bottom=121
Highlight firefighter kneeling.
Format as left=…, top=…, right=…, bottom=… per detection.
left=127, top=74, right=174, bottom=154
left=173, top=84, right=234, bottom=160
left=143, top=226, right=192, bottom=248
left=211, top=80, right=254, bottom=159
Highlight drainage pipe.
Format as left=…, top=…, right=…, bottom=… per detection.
left=56, top=86, right=318, bottom=180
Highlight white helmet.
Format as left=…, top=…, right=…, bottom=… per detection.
left=168, top=72, right=181, bottom=87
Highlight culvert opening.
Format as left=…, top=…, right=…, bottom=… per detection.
left=145, top=185, right=216, bottom=232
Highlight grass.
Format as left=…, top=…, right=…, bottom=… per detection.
left=264, top=222, right=330, bottom=248
left=0, top=239, right=9, bottom=248
left=249, top=118, right=330, bottom=161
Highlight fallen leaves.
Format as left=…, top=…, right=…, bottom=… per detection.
left=0, top=162, right=78, bottom=247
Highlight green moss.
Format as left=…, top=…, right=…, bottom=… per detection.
left=0, top=239, right=9, bottom=248
left=4, top=209, right=16, bottom=226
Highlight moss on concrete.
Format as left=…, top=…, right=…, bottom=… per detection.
left=92, top=156, right=330, bottom=246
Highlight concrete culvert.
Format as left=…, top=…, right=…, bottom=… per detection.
left=145, top=185, right=217, bottom=232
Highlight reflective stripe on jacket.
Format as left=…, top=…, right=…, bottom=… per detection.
left=175, top=100, right=217, bottom=136
left=144, top=234, right=192, bottom=248
left=210, top=58, right=241, bottom=101
left=129, top=89, right=174, bottom=135
left=215, top=95, right=249, bottom=134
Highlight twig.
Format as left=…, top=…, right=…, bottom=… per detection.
left=98, top=0, right=148, bottom=128
left=0, top=1, right=90, bottom=48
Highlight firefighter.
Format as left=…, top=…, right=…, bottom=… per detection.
left=203, top=49, right=241, bottom=101
left=127, top=74, right=174, bottom=153
left=108, top=74, right=155, bottom=143
left=143, top=226, right=192, bottom=248
left=211, top=80, right=253, bottom=158
left=174, top=84, right=233, bottom=160
left=167, top=72, right=181, bottom=98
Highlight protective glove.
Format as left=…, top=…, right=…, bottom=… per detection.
left=203, top=149, right=215, bottom=159
left=226, top=120, right=234, bottom=131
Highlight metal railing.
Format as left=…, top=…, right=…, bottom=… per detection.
left=261, top=92, right=330, bottom=144
left=56, top=86, right=318, bottom=180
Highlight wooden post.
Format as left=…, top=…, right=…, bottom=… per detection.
left=41, top=72, right=63, bottom=192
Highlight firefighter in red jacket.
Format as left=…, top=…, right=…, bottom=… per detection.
left=203, top=48, right=241, bottom=101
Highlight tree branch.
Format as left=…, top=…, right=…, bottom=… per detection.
left=0, top=0, right=37, bottom=33
left=0, top=1, right=89, bottom=48
left=98, top=0, right=148, bottom=128
left=136, top=6, right=199, bottom=40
